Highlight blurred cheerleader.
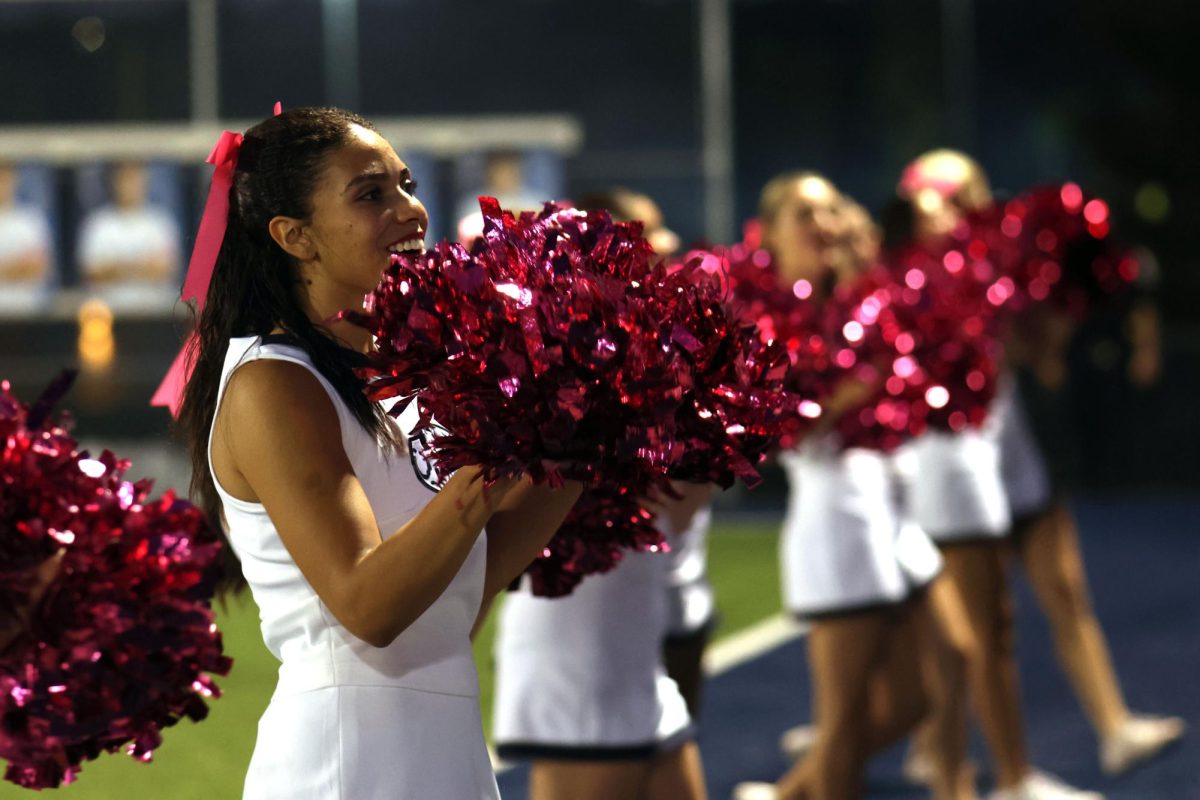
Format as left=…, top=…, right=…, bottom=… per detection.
left=578, top=189, right=717, bottom=719
left=735, top=173, right=975, bottom=800
left=491, top=189, right=709, bottom=800
left=896, top=149, right=1181, bottom=796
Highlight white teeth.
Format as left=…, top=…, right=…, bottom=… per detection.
left=387, top=238, right=425, bottom=255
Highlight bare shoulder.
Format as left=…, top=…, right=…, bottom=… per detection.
left=216, top=358, right=347, bottom=474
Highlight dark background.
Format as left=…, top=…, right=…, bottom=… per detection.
left=1, top=0, right=1196, bottom=492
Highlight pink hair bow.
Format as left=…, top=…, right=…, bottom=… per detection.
left=897, top=162, right=960, bottom=201
left=152, top=102, right=284, bottom=416
left=150, top=130, right=243, bottom=416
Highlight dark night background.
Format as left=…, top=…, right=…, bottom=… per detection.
left=1, top=0, right=1197, bottom=492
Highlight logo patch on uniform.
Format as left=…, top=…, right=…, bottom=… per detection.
left=408, top=426, right=446, bottom=492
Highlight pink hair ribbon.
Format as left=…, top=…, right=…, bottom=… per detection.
left=150, top=130, right=243, bottom=416
left=898, top=162, right=960, bottom=200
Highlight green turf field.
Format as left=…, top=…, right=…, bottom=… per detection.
left=0, top=517, right=780, bottom=799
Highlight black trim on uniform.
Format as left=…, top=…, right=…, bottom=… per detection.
left=497, top=742, right=658, bottom=762
left=663, top=615, right=718, bottom=646
left=790, top=578, right=934, bottom=623
left=497, top=724, right=698, bottom=764
left=931, top=532, right=1011, bottom=548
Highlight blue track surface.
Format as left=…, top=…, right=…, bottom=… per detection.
left=498, top=498, right=1199, bottom=798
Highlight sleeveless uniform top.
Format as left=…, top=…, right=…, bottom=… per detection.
left=209, top=335, right=497, bottom=799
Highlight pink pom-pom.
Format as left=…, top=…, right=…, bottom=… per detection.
left=955, top=183, right=1138, bottom=319
left=0, top=378, right=230, bottom=789
left=352, top=200, right=797, bottom=592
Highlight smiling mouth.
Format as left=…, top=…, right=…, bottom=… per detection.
left=387, top=238, right=425, bottom=255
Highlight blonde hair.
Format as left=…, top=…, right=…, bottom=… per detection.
left=758, top=171, right=835, bottom=228
left=901, top=149, right=992, bottom=212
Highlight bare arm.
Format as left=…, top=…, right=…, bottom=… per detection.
left=85, top=254, right=172, bottom=283
left=1126, top=301, right=1162, bottom=387
left=0, top=250, right=50, bottom=282
left=480, top=480, right=583, bottom=604
left=216, top=360, right=520, bottom=648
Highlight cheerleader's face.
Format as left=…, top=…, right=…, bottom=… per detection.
left=765, top=176, right=843, bottom=286
left=912, top=188, right=960, bottom=242
left=291, top=124, right=428, bottom=307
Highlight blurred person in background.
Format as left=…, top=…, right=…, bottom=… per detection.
left=894, top=149, right=1181, bottom=797
left=456, top=149, right=546, bottom=245
left=579, top=187, right=708, bottom=718
left=491, top=188, right=709, bottom=800
left=78, top=160, right=180, bottom=312
left=735, top=172, right=975, bottom=800
left=0, top=160, right=54, bottom=315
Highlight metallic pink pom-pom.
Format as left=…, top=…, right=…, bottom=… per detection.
left=0, top=378, right=230, bottom=789
left=351, top=200, right=796, bottom=593
left=954, top=183, right=1138, bottom=319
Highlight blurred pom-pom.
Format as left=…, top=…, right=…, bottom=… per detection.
left=0, top=378, right=230, bottom=789
left=956, top=183, right=1138, bottom=319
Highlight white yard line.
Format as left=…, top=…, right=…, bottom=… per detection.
left=702, top=613, right=807, bottom=675
left=491, top=613, right=807, bottom=773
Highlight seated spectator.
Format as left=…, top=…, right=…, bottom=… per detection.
left=77, top=160, right=180, bottom=312
left=0, top=161, right=54, bottom=316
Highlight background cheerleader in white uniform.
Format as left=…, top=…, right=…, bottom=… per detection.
left=175, top=107, right=582, bottom=800
left=735, top=174, right=976, bottom=800
left=491, top=188, right=709, bottom=800
left=1000, top=305, right=1185, bottom=778
left=896, top=148, right=1181, bottom=799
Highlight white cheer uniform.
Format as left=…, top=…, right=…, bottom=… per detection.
left=493, top=547, right=693, bottom=760
left=211, top=336, right=497, bottom=800
left=780, top=436, right=942, bottom=618
left=897, top=419, right=1012, bottom=543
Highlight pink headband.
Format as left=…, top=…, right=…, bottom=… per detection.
left=897, top=162, right=961, bottom=201
left=151, top=102, right=281, bottom=416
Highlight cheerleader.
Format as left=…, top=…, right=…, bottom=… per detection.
left=490, top=188, right=708, bottom=800
left=898, top=149, right=1181, bottom=796
left=174, top=107, right=582, bottom=799
left=578, top=187, right=717, bottom=717
left=735, top=173, right=974, bottom=800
